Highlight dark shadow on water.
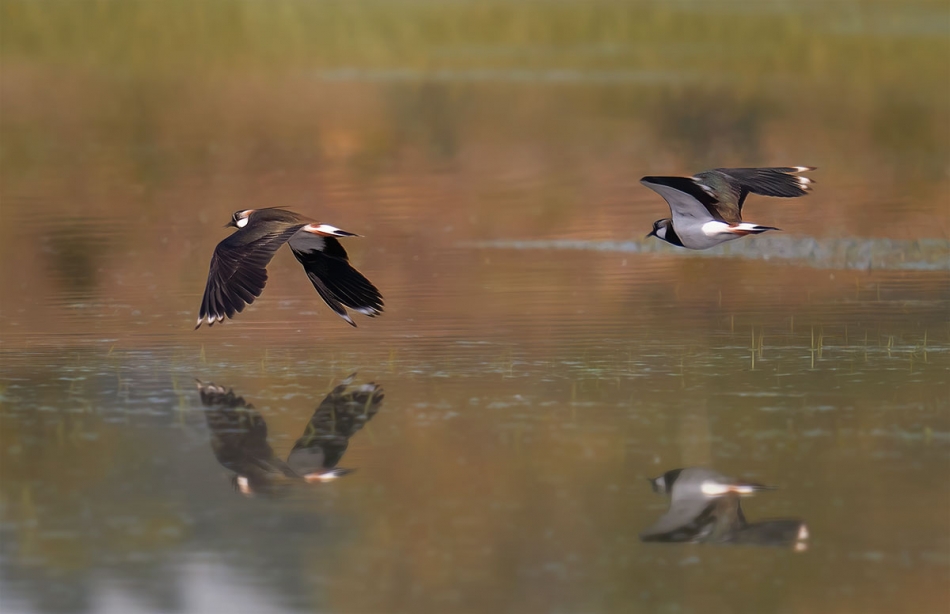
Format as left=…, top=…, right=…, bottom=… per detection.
left=196, top=375, right=384, bottom=497
left=641, top=467, right=808, bottom=550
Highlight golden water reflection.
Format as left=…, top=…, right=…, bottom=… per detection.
left=1, top=1, right=948, bottom=613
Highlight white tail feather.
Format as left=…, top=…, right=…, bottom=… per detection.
left=303, top=224, right=360, bottom=237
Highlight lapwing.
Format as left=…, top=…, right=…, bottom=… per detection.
left=642, top=166, right=815, bottom=249
left=195, top=208, right=383, bottom=328
left=640, top=467, right=770, bottom=541
left=196, top=375, right=384, bottom=496
left=641, top=467, right=808, bottom=548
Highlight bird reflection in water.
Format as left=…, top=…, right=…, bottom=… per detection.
left=640, top=467, right=809, bottom=551
left=196, top=375, right=383, bottom=496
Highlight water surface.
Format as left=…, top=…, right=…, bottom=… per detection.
left=1, top=1, right=948, bottom=613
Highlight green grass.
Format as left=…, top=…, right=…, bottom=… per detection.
left=2, top=0, right=947, bottom=91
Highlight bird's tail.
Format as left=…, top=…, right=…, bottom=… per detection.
left=729, top=480, right=776, bottom=495
left=724, top=223, right=780, bottom=236
left=302, top=468, right=355, bottom=482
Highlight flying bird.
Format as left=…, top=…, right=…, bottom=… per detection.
left=640, top=467, right=808, bottom=548
left=195, top=208, right=383, bottom=328
left=641, top=467, right=771, bottom=543
left=642, top=166, right=815, bottom=249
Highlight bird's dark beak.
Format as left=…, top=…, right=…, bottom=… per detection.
left=225, top=220, right=237, bottom=228
left=646, top=229, right=657, bottom=239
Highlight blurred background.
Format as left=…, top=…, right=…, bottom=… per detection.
left=1, top=1, right=948, bottom=613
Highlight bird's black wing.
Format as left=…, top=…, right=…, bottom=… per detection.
left=710, top=167, right=815, bottom=211
left=195, top=381, right=294, bottom=479
left=639, top=497, right=722, bottom=543
left=288, top=231, right=384, bottom=327
left=196, top=225, right=301, bottom=328
left=640, top=495, right=747, bottom=543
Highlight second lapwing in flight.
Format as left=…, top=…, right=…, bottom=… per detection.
left=641, top=467, right=808, bottom=548
left=195, top=208, right=383, bottom=328
left=642, top=166, right=815, bottom=249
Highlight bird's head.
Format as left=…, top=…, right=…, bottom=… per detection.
left=647, top=218, right=671, bottom=240
left=227, top=209, right=255, bottom=229
left=648, top=468, right=683, bottom=494
left=647, top=475, right=669, bottom=494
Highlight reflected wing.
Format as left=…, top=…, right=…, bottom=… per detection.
left=288, top=230, right=384, bottom=327
left=640, top=495, right=746, bottom=543
left=641, top=176, right=723, bottom=223
left=727, top=518, right=808, bottom=547
left=639, top=496, right=718, bottom=542
left=286, top=376, right=384, bottom=476
left=702, top=167, right=815, bottom=213
left=195, top=381, right=292, bottom=480
left=196, top=225, right=301, bottom=328
left=196, top=380, right=254, bottom=410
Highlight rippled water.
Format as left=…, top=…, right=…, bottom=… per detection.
left=2, top=1, right=949, bottom=613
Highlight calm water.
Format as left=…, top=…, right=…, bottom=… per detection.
left=2, top=1, right=949, bottom=613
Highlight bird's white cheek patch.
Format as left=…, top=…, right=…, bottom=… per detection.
left=236, top=217, right=249, bottom=228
